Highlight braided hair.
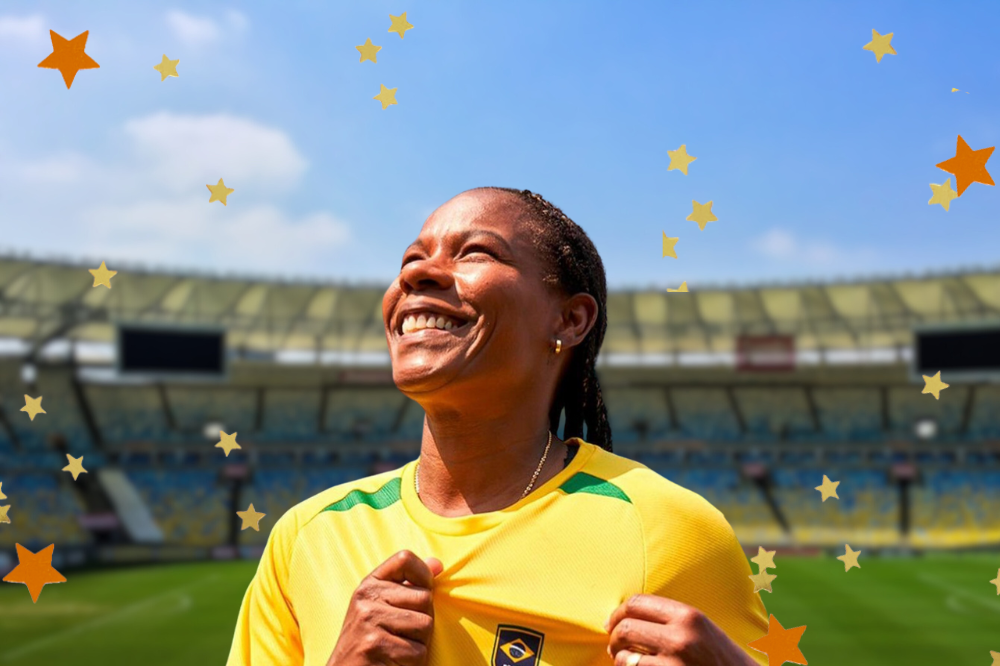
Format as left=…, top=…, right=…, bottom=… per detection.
left=479, top=187, right=613, bottom=452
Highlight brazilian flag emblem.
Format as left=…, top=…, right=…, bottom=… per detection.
left=491, top=625, right=544, bottom=666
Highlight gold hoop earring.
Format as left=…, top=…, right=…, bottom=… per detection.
left=554, top=339, right=562, bottom=354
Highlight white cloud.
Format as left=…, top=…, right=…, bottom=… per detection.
left=751, top=228, right=847, bottom=265
left=123, top=112, right=307, bottom=194
left=0, top=14, right=47, bottom=47
left=0, top=112, right=352, bottom=275
left=80, top=200, right=350, bottom=273
left=165, top=9, right=249, bottom=46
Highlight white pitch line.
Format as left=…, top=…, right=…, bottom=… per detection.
left=917, top=572, right=1000, bottom=615
left=1, top=574, right=218, bottom=662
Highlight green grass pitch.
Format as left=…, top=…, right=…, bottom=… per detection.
left=0, top=554, right=996, bottom=664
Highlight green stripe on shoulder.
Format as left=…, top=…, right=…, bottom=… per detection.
left=559, top=472, right=631, bottom=504
left=321, top=476, right=402, bottom=513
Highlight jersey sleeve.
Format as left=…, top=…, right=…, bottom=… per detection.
left=641, top=483, right=770, bottom=666
left=227, top=510, right=305, bottom=666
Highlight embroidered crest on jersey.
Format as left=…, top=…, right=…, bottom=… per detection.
left=491, top=625, right=544, bottom=666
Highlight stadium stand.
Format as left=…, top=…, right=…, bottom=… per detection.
left=1, top=255, right=999, bottom=562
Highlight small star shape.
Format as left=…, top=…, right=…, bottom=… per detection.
left=374, top=84, right=398, bottom=110
left=215, top=431, right=242, bottom=457
left=862, top=29, right=896, bottom=63
left=687, top=200, right=717, bottom=230
left=666, top=281, right=688, bottom=293
left=89, top=261, right=117, bottom=289
left=667, top=144, right=697, bottom=175
left=21, top=395, right=46, bottom=421
left=62, top=454, right=88, bottom=481
left=37, top=30, right=100, bottom=89
left=936, top=135, right=994, bottom=196
left=388, top=12, right=414, bottom=39
left=992, top=651, right=1000, bottom=666
left=815, top=474, right=840, bottom=502
left=928, top=179, right=958, bottom=211
left=356, top=38, right=382, bottom=63
left=0, top=505, right=9, bottom=524
left=749, top=570, right=777, bottom=593
left=237, top=503, right=266, bottom=531
left=153, top=54, right=180, bottom=81
left=989, top=568, right=1000, bottom=595
left=0, top=481, right=6, bottom=500
left=747, top=614, right=807, bottom=666
left=751, top=546, right=777, bottom=572
left=207, top=178, right=235, bottom=205
left=2, top=544, right=67, bottom=603
left=837, top=544, right=861, bottom=572
left=922, top=371, right=949, bottom=400
left=662, top=233, right=679, bottom=258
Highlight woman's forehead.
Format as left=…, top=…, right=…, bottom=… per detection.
left=418, top=190, right=525, bottom=241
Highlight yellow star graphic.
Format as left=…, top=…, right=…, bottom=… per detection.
left=667, top=144, right=697, bottom=175
left=89, top=261, right=117, bottom=289
left=374, top=84, right=398, bottom=110
left=751, top=546, right=777, bottom=572
left=388, top=12, right=414, bottom=39
left=749, top=570, right=777, bottom=593
left=356, top=38, right=382, bottom=63
left=922, top=371, right=949, bottom=400
left=815, top=474, right=840, bottom=501
left=215, top=431, right=242, bottom=457
left=153, top=54, right=179, bottom=81
left=0, top=481, right=6, bottom=500
left=237, top=503, right=266, bottom=531
left=863, top=29, right=896, bottom=63
left=62, top=454, right=88, bottom=481
left=207, top=178, right=235, bottom=205
left=21, top=395, right=46, bottom=421
left=928, top=179, right=958, bottom=211
left=0, top=505, right=9, bottom=524
left=989, top=568, right=1000, bottom=595
left=687, top=200, right=717, bottom=230
left=662, top=233, right=679, bottom=258
left=666, top=281, right=688, bottom=293
left=837, top=544, right=861, bottom=572
left=992, top=650, right=1000, bottom=666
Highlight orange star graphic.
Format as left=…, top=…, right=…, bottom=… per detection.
left=37, top=30, right=100, bottom=89
left=936, top=135, right=994, bottom=196
left=2, top=544, right=67, bottom=603
left=747, top=614, right=808, bottom=666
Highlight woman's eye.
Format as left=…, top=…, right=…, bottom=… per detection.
left=463, top=245, right=496, bottom=258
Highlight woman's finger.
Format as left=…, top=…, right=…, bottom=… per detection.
left=607, top=616, right=669, bottom=657
left=613, top=649, right=685, bottom=666
left=606, top=594, right=691, bottom=634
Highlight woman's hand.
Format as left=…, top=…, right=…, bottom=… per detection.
left=327, top=550, right=443, bottom=666
left=605, top=594, right=757, bottom=666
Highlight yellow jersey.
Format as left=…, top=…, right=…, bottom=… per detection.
left=227, top=438, right=769, bottom=665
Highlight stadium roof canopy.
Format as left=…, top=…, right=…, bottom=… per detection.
left=2, top=254, right=1000, bottom=355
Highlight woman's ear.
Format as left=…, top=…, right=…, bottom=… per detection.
left=557, top=293, right=599, bottom=349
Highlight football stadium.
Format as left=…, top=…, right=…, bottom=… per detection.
left=0, top=254, right=997, bottom=664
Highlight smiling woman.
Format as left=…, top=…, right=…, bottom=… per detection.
left=226, top=188, right=770, bottom=666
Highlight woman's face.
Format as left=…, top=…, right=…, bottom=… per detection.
left=383, top=189, right=560, bottom=398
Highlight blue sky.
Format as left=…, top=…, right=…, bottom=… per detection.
left=0, top=0, right=997, bottom=290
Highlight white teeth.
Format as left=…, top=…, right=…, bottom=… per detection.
left=400, top=313, right=465, bottom=335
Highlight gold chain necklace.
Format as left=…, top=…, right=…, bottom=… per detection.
left=415, top=431, right=553, bottom=501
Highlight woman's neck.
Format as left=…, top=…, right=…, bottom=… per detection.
left=414, top=418, right=569, bottom=517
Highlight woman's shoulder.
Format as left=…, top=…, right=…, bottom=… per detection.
left=580, top=442, right=728, bottom=529
left=271, top=465, right=409, bottom=539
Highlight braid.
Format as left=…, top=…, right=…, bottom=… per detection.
left=480, top=187, right=613, bottom=452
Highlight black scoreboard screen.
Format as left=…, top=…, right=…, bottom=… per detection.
left=913, top=324, right=1000, bottom=380
left=117, top=325, right=226, bottom=377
